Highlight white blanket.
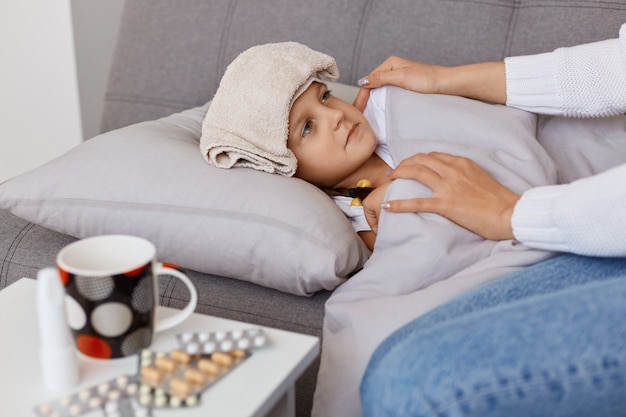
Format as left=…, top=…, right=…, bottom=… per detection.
left=312, top=87, right=561, bottom=416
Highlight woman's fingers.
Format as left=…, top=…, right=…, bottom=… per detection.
left=391, top=159, right=444, bottom=189
left=353, top=57, right=404, bottom=110
left=368, top=63, right=407, bottom=88
left=384, top=152, right=520, bottom=241
left=353, top=56, right=447, bottom=111
left=383, top=197, right=444, bottom=215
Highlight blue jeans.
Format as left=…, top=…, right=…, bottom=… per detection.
left=360, top=254, right=626, bottom=417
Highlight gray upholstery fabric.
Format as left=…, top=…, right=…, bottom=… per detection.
left=3, top=1, right=626, bottom=416
left=1, top=212, right=68, bottom=289
left=101, top=0, right=626, bottom=132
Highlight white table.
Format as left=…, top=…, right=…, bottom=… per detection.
left=0, top=278, right=319, bottom=417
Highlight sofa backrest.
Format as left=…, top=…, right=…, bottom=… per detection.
left=101, top=0, right=626, bottom=132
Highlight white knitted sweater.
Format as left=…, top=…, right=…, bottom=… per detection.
left=505, top=23, right=626, bottom=256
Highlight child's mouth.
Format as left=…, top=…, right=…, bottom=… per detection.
left=346, top=123, right=360, bottom=145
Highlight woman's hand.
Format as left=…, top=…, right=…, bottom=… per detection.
left=353, top=56, right=506, bottom=112
left=353, top=56, right=446, bottom=111
left=385, top=153, right=520, bottom=241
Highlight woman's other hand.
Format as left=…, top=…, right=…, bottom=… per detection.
left=353, top=57, right=506, bottom=112
left=353, top=56, right=445, bottom=111
left=385, top=152, right=520, bottom=241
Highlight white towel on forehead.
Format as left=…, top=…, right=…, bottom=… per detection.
left=200, top=42, right=340, bottom=176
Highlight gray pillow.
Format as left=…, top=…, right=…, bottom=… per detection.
left=0, top=96, right=370, bottom=296
left=536, top=114, right=626, bottom=184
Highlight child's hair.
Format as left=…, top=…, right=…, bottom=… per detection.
left=324, top=186, right=374, bottom=200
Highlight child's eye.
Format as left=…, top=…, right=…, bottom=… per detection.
left=302, top=120, right=313, bottom=137
left=321, top=90, right=332, bottom=104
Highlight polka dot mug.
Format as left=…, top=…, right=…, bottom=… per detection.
left=55, top=235, right=198, bottom=359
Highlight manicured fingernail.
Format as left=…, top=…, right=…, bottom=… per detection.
left=381, top=202, right=390, bottom=210
left=357, top=76, right=369, bottom=87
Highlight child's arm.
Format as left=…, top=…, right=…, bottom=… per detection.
left=360, top=182, right=393, bottom=251
left=358, top=231, right=376, bottom=252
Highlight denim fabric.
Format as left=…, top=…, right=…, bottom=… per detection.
left=360, top=255, right=626, bottom=417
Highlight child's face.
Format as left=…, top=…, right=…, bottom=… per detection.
left=287, top=82, right=377, bottom=187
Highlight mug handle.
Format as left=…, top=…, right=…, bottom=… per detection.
left=153, top=262, right=198, bottom=333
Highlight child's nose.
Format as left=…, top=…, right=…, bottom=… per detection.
left=328, top=107, right=343, bottom=129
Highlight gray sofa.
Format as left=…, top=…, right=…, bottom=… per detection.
left=1, top=1, right=625, bottom=416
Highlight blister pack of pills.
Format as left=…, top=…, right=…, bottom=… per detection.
left=35, top=374, right=150, bottom=417
left=176, top=328, right=268, bottom=354
left=138, top=348, right=249, bottom=407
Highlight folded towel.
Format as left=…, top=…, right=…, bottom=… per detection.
left=200, top=42, right=339, bottom=176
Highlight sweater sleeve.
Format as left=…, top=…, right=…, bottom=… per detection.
left=505, top=23, right=626, bottom=117
left=506, top=23, right=626, bottom=256
left=512, top=164, right=626, bottom=257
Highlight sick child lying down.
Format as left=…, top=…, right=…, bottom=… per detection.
left=200, top=42, right=556, bottom=251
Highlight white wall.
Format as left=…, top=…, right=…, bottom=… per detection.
left=71, top=0, right=125, bottom=140
left=0, top=0, right=125, bottom=183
